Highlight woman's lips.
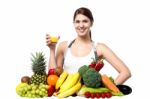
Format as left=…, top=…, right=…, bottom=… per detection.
left=78, top=28, right=86, bottom=33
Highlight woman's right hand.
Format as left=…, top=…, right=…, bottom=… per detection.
left=46, top=34, right=58, bottom=50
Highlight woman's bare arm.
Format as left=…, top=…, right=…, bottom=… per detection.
left=97, top=43, right=131, bottom=85
left=55, top=41, right=68, bottom=68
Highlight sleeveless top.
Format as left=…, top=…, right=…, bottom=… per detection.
left=63, top=40, right=98, bottom=73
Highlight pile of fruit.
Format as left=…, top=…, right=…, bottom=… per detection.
left=16, top=52, right=132, bottom=98
left=16, top=52, right=62, bottom=98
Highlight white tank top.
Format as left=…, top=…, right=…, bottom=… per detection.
left=63, top=40, right=97, bottom=73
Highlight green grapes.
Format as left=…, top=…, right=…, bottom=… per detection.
left=16, top=83, right=49, bottom=98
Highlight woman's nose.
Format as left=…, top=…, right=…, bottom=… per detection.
left=79, top=22, right=84, bottom=27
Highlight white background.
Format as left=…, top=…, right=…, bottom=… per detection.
left=0, top=0, right=150, bottom=98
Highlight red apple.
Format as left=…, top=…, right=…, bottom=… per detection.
left=48, top=69, right=55, bottom=76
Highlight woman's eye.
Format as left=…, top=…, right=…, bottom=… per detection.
left=74, top=20, right=89, bottom=24
left=75, top=20, right=80, bottom=23
left=83, top=20, right=88, bottom=23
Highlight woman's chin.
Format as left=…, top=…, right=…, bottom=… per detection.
left=78, top=31, right=87, bottom=36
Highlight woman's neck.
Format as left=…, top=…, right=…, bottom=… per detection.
left=75, top=36, right=92, bottom=44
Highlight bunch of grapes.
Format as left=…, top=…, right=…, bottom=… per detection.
left=16, top=83, right=49, bottom=98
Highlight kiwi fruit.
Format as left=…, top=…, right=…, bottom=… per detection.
left=55, top=66, right=63, bottom=76
left=21, top=76, right=30, bottom=84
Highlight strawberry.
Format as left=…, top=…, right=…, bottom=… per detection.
left=95, top=57, right=104, bottom=71
left=95, top=93, right=102, bottom=98
left=90, top=93, right=96, bottom=98
left=89, top=57, right=105, bottom=71
left=47, top=85, right=55, bottom=97
left=89, top=63, right=96, bottom=68
left=101, top=93, right=106, bottom=98
left=89, top=58, right=96, bottom=68
left=105, top=92, right=112, bottom=98
left=84, top=92, right=91, bottom=98
left=95, top=62, right=104, bottom=72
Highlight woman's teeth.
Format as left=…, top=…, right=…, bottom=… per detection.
left=79, top=29, right=85, bottom=32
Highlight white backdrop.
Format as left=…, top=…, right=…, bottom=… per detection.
left=0, top=0, right=150, bottom=98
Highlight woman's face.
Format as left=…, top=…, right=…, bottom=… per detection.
left=74, top=14, right=92, bottom=37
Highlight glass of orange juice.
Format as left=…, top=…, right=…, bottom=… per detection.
left=49, top=32, right=60, bottom=43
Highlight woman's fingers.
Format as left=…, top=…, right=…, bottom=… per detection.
left=46, top=33, right=59, bottom=48
left=46, top=34, right=51, bottom=45
left=46, top=34, right=50, bottom=39
left=46, top=33, right=56, bottom=46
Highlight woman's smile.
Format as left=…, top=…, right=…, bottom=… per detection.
left=78, top=27, right=86, bottom=33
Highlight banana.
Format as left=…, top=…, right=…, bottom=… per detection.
left=56, top=82, right=82, bottom=98
left=60, top=73, right=74, bottom=89
left=55, top=71, right=68, bottom=90
left=58, top=72, right=80, bottom=93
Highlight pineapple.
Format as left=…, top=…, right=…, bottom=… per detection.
left=30, top=52, right=47, bottom=85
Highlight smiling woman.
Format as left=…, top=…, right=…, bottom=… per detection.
left=73, top=7, right=94, bottom=39
left=46, top=7, right=131, bottom=85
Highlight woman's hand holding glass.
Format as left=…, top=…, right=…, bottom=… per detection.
left=46, top=33, right=60, bottom=50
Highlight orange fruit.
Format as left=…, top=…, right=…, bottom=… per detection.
left=47, top=75, right=59, bottom=86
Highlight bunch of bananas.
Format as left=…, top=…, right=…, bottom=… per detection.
left=54, top=71, right=82, bottom=98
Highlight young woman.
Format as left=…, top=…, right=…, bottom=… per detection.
left=46, top=7, right=131, bottom=85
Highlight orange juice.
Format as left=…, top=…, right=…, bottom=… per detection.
left=50, top=36, right=59, bottom=43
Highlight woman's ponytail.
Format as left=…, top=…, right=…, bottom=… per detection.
left=89, top=31, right=92, bottom=40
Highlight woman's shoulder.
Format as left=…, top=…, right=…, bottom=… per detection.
left=57, top=40, right=73, bottom=52
left=96, top=42, right=107, bottom=48
left=58, top=40, right=73, bottom=47
left=58, top=41, right=68, bottom=50
left=59, top=41, right=68, bottom=45
left=58, top=40, right=75, bottom=47
left=95, top=42, right=110, bottom=55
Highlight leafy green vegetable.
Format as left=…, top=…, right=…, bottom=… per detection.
left=78, top=65, right=89, bottom=77
left=78, top=65, right=102, bottom=88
